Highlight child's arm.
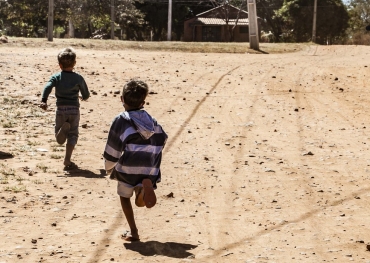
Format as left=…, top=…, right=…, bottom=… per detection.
left=39, top=102, right=48, bottom=110
left=40, top=75, right=56, bottom=110
left=79, top=78, right=90, bottom=101
left=103, top=117, right=124, bottom=171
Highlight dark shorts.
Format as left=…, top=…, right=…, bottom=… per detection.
left=55, top=106, right=80, bottom=145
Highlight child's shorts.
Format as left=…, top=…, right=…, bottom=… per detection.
left=55, top=106, right=80, bottom=145
left=117, top=181, right=142, bottom=198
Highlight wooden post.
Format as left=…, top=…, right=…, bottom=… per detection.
left=247, top=0, right=259, bottom=50
left=111, top=0, right=115, bottom=39
left=48, top=0, right=54, bottom=41
left=312, top=0, right=317, bottom=43
left=167, top=0, right=172, bottom=41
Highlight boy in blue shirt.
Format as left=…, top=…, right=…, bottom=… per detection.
left=40, top=47, right=90, bottom=169
left=103, top=79, right=167, bottom=242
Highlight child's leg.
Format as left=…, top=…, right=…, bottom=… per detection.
left=64, top=107, right=79, bottom=167
left=120, top=197, right=139, bottom=241
left=117, top=181, right=140, bottom=241
left=55, top=108, right=68, bottom=144
left=64, top=144, right=75, bottom=166
left=56, top=122, right=70, bottom=145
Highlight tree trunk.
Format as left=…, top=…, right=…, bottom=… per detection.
left=87, top=20, right=93, bottom=37
left=68, top=19, right=74, bottom=38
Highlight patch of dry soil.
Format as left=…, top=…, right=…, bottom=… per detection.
left=1, top=43, right=370, bottom=262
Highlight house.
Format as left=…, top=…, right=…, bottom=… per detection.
left=183, top=4, right=261, bottom=42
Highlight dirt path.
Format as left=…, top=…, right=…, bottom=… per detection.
left=0, top=43, right=370, bottom=262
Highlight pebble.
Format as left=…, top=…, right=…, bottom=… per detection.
left=36, top=148, right=48, bottom=152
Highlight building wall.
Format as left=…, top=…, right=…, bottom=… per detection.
left=183, top=6, right=261, bottom=42
left=233, top=26, right=250, bottom=42
left=184, top=24, right=251, bottom=42
left=195, top=26, right=202, bottom=41
left=183, top=18, right=195, bottom=42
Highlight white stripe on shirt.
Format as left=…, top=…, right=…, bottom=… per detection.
left=126, top=144, right=163, bottom=154
left=116, top=163, right=159, bottom=175
left=104, top=144, right=121, bottom=159
left=120, top=126, right=137, bottom=141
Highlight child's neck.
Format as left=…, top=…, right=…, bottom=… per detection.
left=125, top=106, right=141, bottom=111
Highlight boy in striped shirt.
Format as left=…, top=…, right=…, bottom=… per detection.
left=103, top=79, right=167, bottom=242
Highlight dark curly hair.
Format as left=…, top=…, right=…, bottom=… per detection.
left=122, top=79, right=149, bottom=108
left=57, top=47, right=76, bottom=69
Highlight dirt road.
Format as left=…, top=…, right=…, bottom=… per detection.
left=0, top=43, right=370, bottom=262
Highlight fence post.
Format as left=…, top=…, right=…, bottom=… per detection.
left=48, top=0, right=54, bottom=41
left=247, top=0, right=259, bottom=50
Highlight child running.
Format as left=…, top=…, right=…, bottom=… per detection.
left=40, top=47, right=90, bottom=169
left=103, top=79, right=167, bottom=242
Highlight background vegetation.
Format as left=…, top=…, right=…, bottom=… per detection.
left=0, top=0, right=369, bottom=44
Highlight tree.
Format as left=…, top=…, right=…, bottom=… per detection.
left=55, top=0, right=138, bottom=38
left=207, top=0, right=248, bottom=42
left=115, top=0, right=146, bottom=40
left=57, top=0, right=112, bottom=38
left=134, top=0, right=190, bottom=41
left=0, top=0, right=10, bottom=33
left=0, top=0, right=51, bottom=37
left=346, top=0, right=370, bottom=44
left=256, top=0, right=285, bottom=42
left=0, top=0, right=72, bottom=37
left=133, top=1, right=167, bottom=40
left=277, top=0, right=349, bottom=44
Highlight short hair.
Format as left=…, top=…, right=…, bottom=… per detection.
left=58, top=47, right=76, bottom=69
left=122, top=79, right=149, bottom=108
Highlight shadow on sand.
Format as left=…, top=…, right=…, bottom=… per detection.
left=257, top=49, right=269, bottom=54
left=61, top=168, right=107, bottom=178
left=124, top=241, right=197, bottom=259
left=0, top=151, right=14, bottom=160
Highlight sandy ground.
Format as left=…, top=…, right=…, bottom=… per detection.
left=1, top=42, right=370, bottom=263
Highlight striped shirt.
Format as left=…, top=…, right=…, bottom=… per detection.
left=103, top=110, right=167, bottom=186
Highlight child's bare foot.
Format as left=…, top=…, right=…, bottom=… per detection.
left=121, top=230, right=140, bottom=242
left=63, top=160, right=78, bottom=170
left=142, top=178, right=156, bottom=208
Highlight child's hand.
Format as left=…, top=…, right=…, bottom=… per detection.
left=39, top=102, right=48, bottom=110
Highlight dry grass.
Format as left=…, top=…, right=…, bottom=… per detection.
left=1, top=37, right=310, bottom=54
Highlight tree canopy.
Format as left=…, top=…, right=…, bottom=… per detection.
left=277, top=0, right=349, bottom=44
left=0, top=0, right=368, bottom=44
left=256, top=0, right=285, bottom=42
left=346, top=0, right=370, bottom=44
